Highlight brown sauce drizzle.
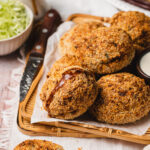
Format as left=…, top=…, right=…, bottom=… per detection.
left=45, top=68, right=88, bottom=111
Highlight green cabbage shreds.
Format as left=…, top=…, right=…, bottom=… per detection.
left=0, top=0, right=30, bottom=40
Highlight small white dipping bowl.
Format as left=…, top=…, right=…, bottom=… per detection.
left=0, top=3, right=34, bottom=56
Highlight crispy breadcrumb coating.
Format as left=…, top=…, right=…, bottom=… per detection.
left=40, top=61, right=98, bottom=120
left=14, top=139, right=64, bottom=150
left=59, top=22, right=135, bottom=74
left=90, top=73, right=150, bottom=124
left=110, top=11, right=150, bottom=53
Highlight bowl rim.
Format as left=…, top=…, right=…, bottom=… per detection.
left=137, top=48, right=150, bottom=79
left=0, top=2, right=34, bottom=42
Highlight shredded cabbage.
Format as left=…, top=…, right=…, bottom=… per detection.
left=0, top=0, right=30, bottom=40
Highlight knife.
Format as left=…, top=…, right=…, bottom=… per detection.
left=20, top=9, right=62, bottom=102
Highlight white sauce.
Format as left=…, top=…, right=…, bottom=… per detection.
left=140, top=52, right=150, bottom=76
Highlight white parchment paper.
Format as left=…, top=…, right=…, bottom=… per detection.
left=31, top=21, right=150, bottom=136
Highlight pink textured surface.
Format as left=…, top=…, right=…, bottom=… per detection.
left=0, top=51, right=20, bottom=127
left=0, top=51, right=22, bottom=150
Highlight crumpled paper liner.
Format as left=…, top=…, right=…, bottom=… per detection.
left=31, top=21, right=150, bottom=136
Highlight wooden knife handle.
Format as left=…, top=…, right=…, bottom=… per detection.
left=31, top=9, right=62, bottom=57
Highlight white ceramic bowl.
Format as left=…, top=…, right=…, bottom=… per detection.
left=0, top=3, right=34, bottom=56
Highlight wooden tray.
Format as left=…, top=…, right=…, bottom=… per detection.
left=18, top=13, right=150, bottom=144
left=67, top=13, right=110, bottom=23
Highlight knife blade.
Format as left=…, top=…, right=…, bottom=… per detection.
left=20, top=9, right=62, bottom=102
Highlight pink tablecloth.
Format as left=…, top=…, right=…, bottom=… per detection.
left=0, top=51, right=23, bottom=150
left=0, top=52, right=19, bottom=124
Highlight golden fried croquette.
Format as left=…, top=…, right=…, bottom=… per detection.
left=14, top=139, right=64, bottom=150
left=40, top=60, right=98, bottom=120
left=110, top=11, right=150, bottom=53
left=90, top=73, right=150, bottom=124
left=59, top=24, right=135, bottom=74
